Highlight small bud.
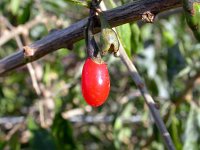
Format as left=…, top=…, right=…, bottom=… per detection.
left=97, top=11, right=119, bottom=55
left=99, top=28, right=119, bottom=55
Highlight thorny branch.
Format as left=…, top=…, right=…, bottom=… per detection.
left=1, top=15, right=42, bottom=95
left=0, top=0, right=181, bottom=76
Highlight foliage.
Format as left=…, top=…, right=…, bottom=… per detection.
left=0, top=0, right=200, bottom=149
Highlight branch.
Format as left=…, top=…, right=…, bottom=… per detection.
left=2, top=15, right=42, bottom=95
left=0, top=115, right=142, bottom=125
left=0, top=14, right=64, bottom=46
left=0, top=0, right=182, bottom=76
left=173, top=70, right=200, bottom=106
left=119, top=46, right=175, bottom=150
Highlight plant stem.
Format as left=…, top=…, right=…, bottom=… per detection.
left=119, top=45, right=175, bottom=150
left=85, top=17, right=94, bottom=58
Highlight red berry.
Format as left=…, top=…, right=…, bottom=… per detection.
left=81, top=58, right=110, bottom=107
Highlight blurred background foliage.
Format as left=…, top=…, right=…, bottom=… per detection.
left=0, top=0, right=200, bottom=149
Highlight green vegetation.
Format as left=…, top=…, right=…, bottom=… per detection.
left=0, top=0, right=200, bottom=149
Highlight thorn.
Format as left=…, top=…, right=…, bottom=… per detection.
left=142, top=11, right=155, bottom=23
left=23, top=46, right=35, bottom=57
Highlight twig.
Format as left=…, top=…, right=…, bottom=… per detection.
left=3, top=16, right=45, bottom=128
left=67, top=115, right=142, bottom=124
left=173, top=70, right=200, bottom=106
left=38, top=100, right=46, bottom=127
left=2, top=15, right=42, bottom=95
left=5, top=123, right=24, bottom=141
left=0, top=0, right=182, bottom=76
left=1, top=16, right=23, bottom=48
left=0, top=114, right=142, bottom=125
left=0, top=14, right=64, bottom=46
left=119, top=45, right=175, bottom=150
left=0, top=116, right=25, bottom=125
left=26, top=63, right=41, bottom=95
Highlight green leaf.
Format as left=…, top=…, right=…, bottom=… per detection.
left=64, top=0, right=88, bottom=7
left=10, top=0, right=20, bottom=15
left=114, top=118, right=123, bottom=130
left=30, top=129, right=56, bottom=150
left=103, top=0, right=117, bottom=8
left=163, top=30, right=175, bottom=47
left=27, top=117, right=56, bottom=149
left=183, top=104, right=200, bottom=150
left=2, top=87, right=16, bottom=99
left=9, top=133, right=20, bottom=150
left=43, top=63, right=51, bottom=86
left=17, top=0, right=32, bottom=24
left=0, top=141, right=6, bottom=150
left=51, top=113, right=77, bottom=149
left=117, top=23, right=132, bottom=57
left=118, top=127, right=131, bottom=141
left=167, top=43, right=186, bottom=83
left=42, top=0, right=66, bottom=14
left=130, top=23, right=143, bottom=53
left=169, top=107, right=183, bottom=150
left=147, top=78, right=158, bottom=96
left=197, top=106, right=200, bottom=128
left=27, top=116, right=39, bottom=130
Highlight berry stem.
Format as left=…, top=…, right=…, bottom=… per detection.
left=85, top=0, right=102, bottom=59
left=85, top=16, right=94, bottom=58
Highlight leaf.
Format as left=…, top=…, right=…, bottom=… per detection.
left=17, top=0, right=32, bottom=24
left=10, top=0, right=20, bottom=15
left=27, top=117, right=39, bottom=130
left=114, top=118, right=123, bottom=131
left=43, top=0, right=67, bottom=13
left=163, top=30, right=175, bottom=47
left=27, top=117, right=56, bottom=150
left=167, top=43, right=186, bottom=83
left=118, top=127, right=131, bottom=144
left=51, top=113, right=77, bottom=149
left=117, top=23, right=132, bottom=57
left=2, top=87, right=16, bottom=99
left=169, top=107, right=183, bottom=150
left=147, top=78, right=159, bottom=96
left=197, top=106, right=200, bottom=128
left=183, top=104, right=200, bottom=150
left=64, top=0, right=88, bottom=7
left=30, top=129, right=56, bottom=150
left=0, top=141, right=6, bottom=150
left=130, top=23, right=143, bottom=53
left=9, top=133, right=20, bottom=150
left=43, top=63, right=51, bottom=86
